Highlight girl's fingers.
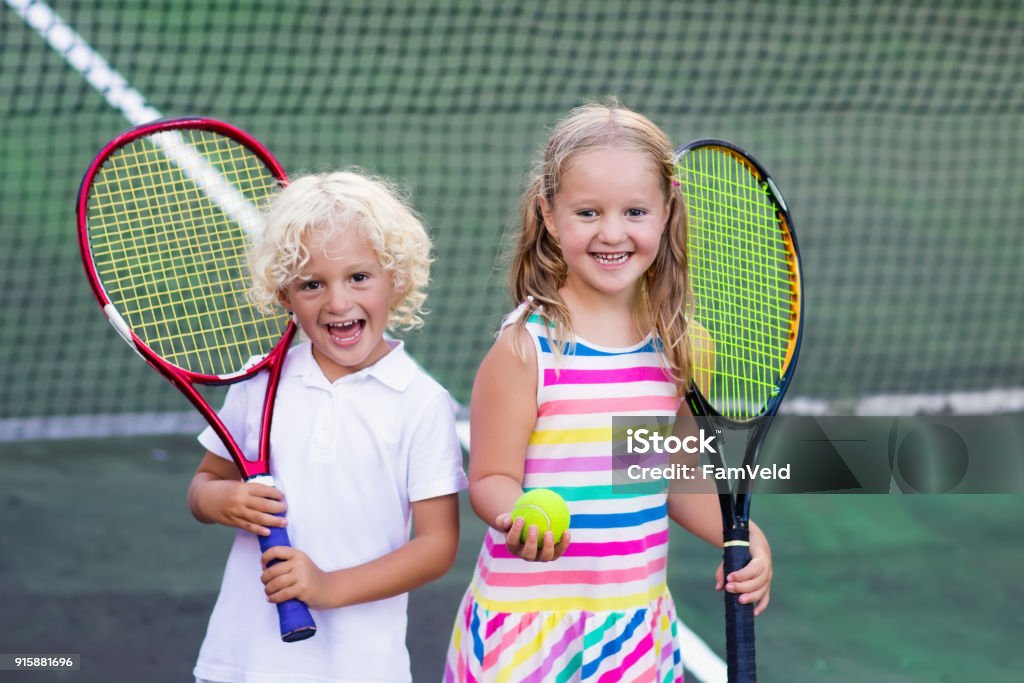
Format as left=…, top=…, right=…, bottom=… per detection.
left=519, top=525, right=540, bottom=560
left=552, top=530, right=571, bottom=558
left=725, top=575, right=764, bottom=596
left=726, top=558, right=764, bottom=583
left=505, top=517, right=525, bottom=549
left=753, top=591, right=772, bottom=616
left=538, top=531, right=556, bottom=562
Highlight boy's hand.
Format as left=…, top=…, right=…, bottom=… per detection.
left=495, top=513, right=571, bottom=563
left=204, top=479, right=287, bottom=536
left=715, top=525, right=773, bottom=616
left=261, top=547, right=329, bottom=609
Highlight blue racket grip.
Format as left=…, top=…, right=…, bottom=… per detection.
left=258, top=514, right=317, bottom=642
left=723, top=528, right=756, bottom=682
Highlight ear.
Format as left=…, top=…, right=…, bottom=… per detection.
left=276, top=289, right=292, bottom=312
left=538, top=195, right=558, bottom=240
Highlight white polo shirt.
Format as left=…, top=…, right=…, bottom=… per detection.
left=194, top=340, right=467, bottom=683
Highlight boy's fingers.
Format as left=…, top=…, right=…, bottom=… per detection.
left=245, top=483, right=285, bottom=500
left=265, top=581, right=295, bottom=603
left=261, top=546, right=294, bottom=566
left=240, top=510, right=285, bottom=533
left=234, top=515, right=271, bottom=536
left=260, top=561, right=292, bottom=586
left=256, top=511, right=287, bottom=528
left=250, top=496, right=288, bottom=515
left=267, top=585, right=300, bottom=604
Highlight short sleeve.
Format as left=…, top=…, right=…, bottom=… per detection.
left=197, top=382, right=251, bottom=462
left=406, top=391, right=468, bottom=502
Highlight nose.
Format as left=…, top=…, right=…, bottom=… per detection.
left=597, top=215, right=628, bottom=244
left=326, top=285, right=352, bottom=314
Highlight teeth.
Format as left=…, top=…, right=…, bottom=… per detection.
left=592, top=252, right=629, bottom=264
left=327, top=320, right=362, bottom=341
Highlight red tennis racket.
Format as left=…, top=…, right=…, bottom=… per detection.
left=77, top=117, right=316, bottom=642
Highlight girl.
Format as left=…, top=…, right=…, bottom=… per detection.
left=445, top=102, right=772, bottom=682
left=188, top=171, right=467, bottom=683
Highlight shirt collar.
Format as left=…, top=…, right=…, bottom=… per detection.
left=287, top=339, right=418, bottom=392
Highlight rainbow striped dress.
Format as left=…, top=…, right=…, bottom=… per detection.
left=445, top=312, right=685, bottom=683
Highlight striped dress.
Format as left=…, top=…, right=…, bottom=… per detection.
left=445, top=312, right=685, bottom=683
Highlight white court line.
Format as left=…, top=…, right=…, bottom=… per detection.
left=5, top=0, right=161, bottom=125
left=4, top=0, right=263, bottom=234
left=5, top=386, right=1022, bottom=442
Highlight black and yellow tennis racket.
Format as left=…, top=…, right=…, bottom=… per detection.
left=676, top=139, right=804, bottom=682
left=77, top=118, right=316, bottom=642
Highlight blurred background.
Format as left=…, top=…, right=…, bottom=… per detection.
left=2, top=1, right=1022, bottom=681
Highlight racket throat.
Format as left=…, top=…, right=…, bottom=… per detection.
left=723, top=526, right=750, bottom=548
left=246, top=473, right=278, bottom=489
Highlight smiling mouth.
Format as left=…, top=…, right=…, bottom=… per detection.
left=326, top=320, right=365, bottom=345
left=591, top=252, right=631, bottom=265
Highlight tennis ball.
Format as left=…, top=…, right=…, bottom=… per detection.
left=511, top=489, right=570, bottom=544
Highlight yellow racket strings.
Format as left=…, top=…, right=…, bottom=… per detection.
left=87, top=129, right=289, bottom=376
left=679, top=147, right=798, bottom=420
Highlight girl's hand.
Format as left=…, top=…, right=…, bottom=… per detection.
left=260, top=546, right=329, bottom=610
left=495, top=513, right=572, bottom=563
left=205, top=479, right=288, bottom=536
left=715, top=525, right=773, bottom=616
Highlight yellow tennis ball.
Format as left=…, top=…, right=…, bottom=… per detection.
left=511, top=489, right=570, bottom=543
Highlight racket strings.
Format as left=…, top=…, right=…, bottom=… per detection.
left=86, top=128, right=288, bottom=377
left=89, top=144, right=258, bottom=366
left=679, top=147, right=799, bottom=420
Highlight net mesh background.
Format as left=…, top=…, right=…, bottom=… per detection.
left=2, top=0, right=1022, bottom=423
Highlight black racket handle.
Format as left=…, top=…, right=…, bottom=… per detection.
left=724, top=527, right=756, bottom=682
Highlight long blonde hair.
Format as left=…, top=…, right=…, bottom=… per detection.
left=508, top=101, right=692, bottom=394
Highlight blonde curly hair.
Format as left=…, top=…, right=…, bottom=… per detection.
left=249, top=170, right=431, bottom=331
